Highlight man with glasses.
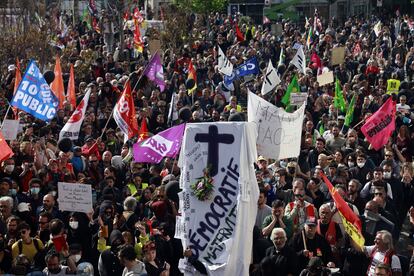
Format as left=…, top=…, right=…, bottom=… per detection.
left=37, top=212, right=52, bottom=244
left=11, top=222, right=44, bottom=263
left=361, top=167, right=394, bottom=200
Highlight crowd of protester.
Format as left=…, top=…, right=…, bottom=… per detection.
left=0, top=6, right=414, bottom=276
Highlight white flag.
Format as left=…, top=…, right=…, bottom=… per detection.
left=290, top=46, right=306, bottom=74
left=374, top=21, right=382, bottom=37
left=248, top=91, right=305, bottom=160
left=261, top=60, right=281, bottom=95
left=217, top=46, right=233, bottom=76
left=59, top=89, right=91, bottom=141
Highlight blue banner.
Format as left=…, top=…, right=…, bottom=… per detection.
left=11, top=60, right=59, bottom=122
left=224, top=57, right=259, bottom=86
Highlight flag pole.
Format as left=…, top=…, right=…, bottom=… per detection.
left=99, top=109, right=114, bottom=140
left=1, top=102, right=12, bottom=129
left=131, top=49, right=160, bottom=93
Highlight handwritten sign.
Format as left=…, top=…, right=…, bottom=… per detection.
left=1, top=119, right=20, bottom=140
left=248, top=92, right=305, bottom=160
left=57, top=182, right=92, bottom=213
left=331, top=47, right=345, bottom=65
left=317, top=71, right=334, bottom=86
left=290, top=93, right=309, bottom=105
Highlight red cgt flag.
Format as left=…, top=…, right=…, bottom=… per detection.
left=361, top=97, right=396, bottom=150
left=0, top=131, right=14, bottom=162
left=235, top=23, right=245, bottom=42
left=137, top=117, right=149, bottom=143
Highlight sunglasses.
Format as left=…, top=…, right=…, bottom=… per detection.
left=294, top=194, right=304, bottom=198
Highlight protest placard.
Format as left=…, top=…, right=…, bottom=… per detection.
left=1, top=119, right=20, bottom=140
left=317, top=71, right=334, bottom=86
left=248, top=92, right=305, bottom=160
left=290, top=93, right=309, bottom=105
left=331, top=47, right=345, bottom=65
left=57, top=182, right=93, bottom=213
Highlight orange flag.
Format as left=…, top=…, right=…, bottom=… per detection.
left=50, top=56, right=65, bottom=109
left=67, top=64, right=76, bottom=110
left=0, top=131, right=14, bottom=163
left=12, top=58, right=22, bottom=118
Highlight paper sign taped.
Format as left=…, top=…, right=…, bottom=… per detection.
left=1, top=120, right=20, bottom=140
left=57, top=182, right=93, bottom=213
left=317, top=71, right=334, bottom=86
left=290, top=93, right=309, bottom=105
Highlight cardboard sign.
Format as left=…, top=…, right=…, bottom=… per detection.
left=1, top=119, right=20, bottom=140
left=290, top=93, right=309, bottom=105
left=149, top=39, right=161, bottom=54
left=271, top=23, right=283, bottom=36
left=317, top=71, right=334, bottom=86
left=57, top=182, right=93, bottom=213
left=331, top=47, right=345, bottom=65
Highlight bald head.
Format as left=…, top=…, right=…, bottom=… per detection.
left=43, top=194, right=55, bottom=210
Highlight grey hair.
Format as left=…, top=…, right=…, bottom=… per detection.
left=0, top=196, right=13, bottom=208
left=270, top=228, right=286, bottom=241
left=377, top=230, right=393, bottom=250
left=319, top=203, right=332, bottom=213
left=123, top=196, right=137, bottom=211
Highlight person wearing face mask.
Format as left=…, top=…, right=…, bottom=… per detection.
left=0, top=158, right=20, bottom=182
left=27, top=179, right=43, bottom=215
left=68, top=243, right=86, bottom=267
left=360, top=168, right=394, bottom=201
left=67, top=212, right=93, bottom=263
left=349, top=153, right=372, bottom=185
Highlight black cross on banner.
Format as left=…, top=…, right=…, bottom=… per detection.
left=194, top=125, right=234, bottom=176
left=265, top=70, right=274, bottom=86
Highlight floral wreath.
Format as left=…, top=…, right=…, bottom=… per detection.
left=190, top=166, right=214, bottom=201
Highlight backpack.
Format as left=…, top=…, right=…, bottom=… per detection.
left=18, top=238, right=47, bottom=271
left=17, top=238, right=41, bottom=254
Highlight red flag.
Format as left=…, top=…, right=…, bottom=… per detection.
left=92, top=17, right=100, bottom=33
left=361, top=97, right=396, bottom=150
left=133, top=19, right=144, bottom=53
left=113, top=80, right=139, bottom=141
left=310, top=52, right=322, bottom=74
left=320, top=172, right=362, bottom=231
left=123, top=11, right=129, bottom=21
left=82, top=140, right=101, bottom=160
left=0, top=131, right=14, bottom=163
left=235, top=23, right=245, bottom=42
left=137, top=117, right=149, bottom=143
left=67, top=64, right=76, bottom=110
left=12, top=58, right=22, bottom=118
left=133, top=7, right=144, bottom=23
left=50, top=56, right=65, bottom=109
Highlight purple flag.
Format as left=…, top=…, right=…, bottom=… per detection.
left=143, top=52, right=165, bottom=92
left=133, top=124, right=185, bottom=163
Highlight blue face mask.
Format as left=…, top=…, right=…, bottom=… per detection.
left=264, top=177, right=271, bottom=184
left=30, top=187, right=40, bottom=195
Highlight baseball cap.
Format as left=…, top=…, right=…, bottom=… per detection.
left=305, top=217, right=317, bottom=226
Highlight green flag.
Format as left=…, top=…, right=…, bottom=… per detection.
left=81, top=8, right=92, bottom=30
left=334, top=79, right=346, bottom=113
left=344, top=93, right=356, bottom=127
left=281, top=75, right=300, bottom=109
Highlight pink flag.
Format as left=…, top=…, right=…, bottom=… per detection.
left=133, top=124, right=186, bottom=163
left=143, top=52, right=165, bottom=91
left=361, top=97, right=396, bottom=150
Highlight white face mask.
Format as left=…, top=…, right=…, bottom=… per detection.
left=69, top=221, right=79, bottom=230
left=383, top=172, right=392, bottom=179
left=274, top=176, right=280, bottom=182
left=280, top=161, right=287, bottom=168
left=357, top=161, right=365, bottom=168
left=5, top=165, right=14, bottom=172
left=348, top=161, right=355, bottom=168
left=73, top=254, right=81, bottom=263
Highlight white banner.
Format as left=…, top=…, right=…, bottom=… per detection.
left=1, top=119, right=20, bottom=140
left=57, top=182, right=93, bottom=213
left=178, top=122, right=258, bottom=276
left=59, top=89, right=91, bottom=141
left=248, top=92, right=305, bottom=160
left=290, top=92, right=309, bottom=106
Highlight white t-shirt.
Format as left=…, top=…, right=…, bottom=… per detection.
left=365, top=245, right=401, bottom=276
